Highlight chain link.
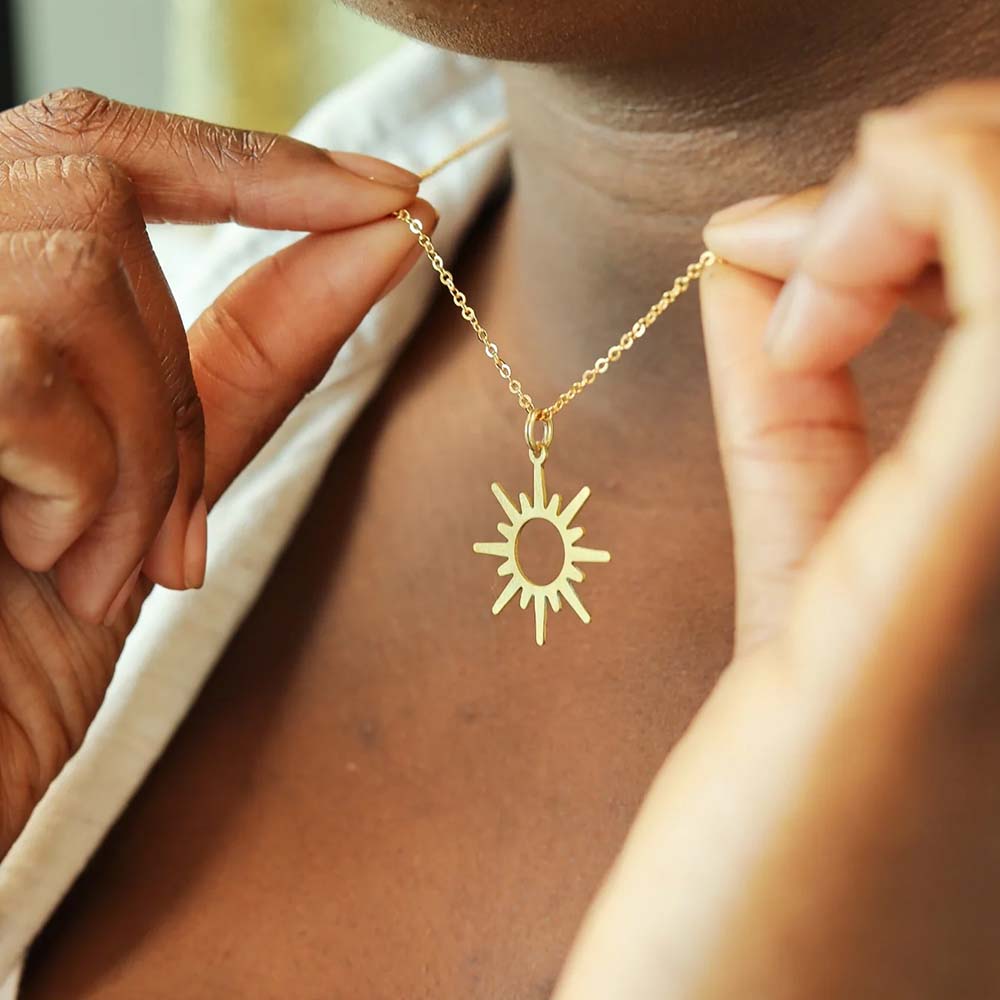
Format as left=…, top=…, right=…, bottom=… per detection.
left=394, top=210, right=717, bottom=422
left=416, top=120, right=510, bottom=181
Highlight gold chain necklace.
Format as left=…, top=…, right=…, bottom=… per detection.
left=394, top=123, right=717, bottom=646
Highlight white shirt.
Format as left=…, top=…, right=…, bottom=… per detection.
left=0, top=43, right=507, bottom=995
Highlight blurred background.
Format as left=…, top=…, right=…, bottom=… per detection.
left=0, top=0, right=404, bottom=131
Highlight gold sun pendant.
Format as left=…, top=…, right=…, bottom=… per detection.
left=473, top=442, right=611, bottom=647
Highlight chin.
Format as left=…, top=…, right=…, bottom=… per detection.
left=340, top=0, right=678, bottom=64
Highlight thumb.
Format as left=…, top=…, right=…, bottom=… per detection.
left=190, top=199, right=437, bottom=505
left=700, top=262, right=870, bottom=654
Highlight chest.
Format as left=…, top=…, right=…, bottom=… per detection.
left=24, top=297, right=740, bottom=997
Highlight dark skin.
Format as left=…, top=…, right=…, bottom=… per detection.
left=21, top=0, right=1000, bottom=996
left=23, top=197, right=740, bottom=999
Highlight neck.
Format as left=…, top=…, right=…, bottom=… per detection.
left=493, top=1, right=999, bottom=407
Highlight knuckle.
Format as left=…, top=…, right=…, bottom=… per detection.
left=161, top=116, right=280, bottom=192
left=0, top=315, right=56, bottom=407
left=40, top=229, right=121, bottom=287
left=6, top=492, right=90, bottom=569
left=56, top=154, right=134, bottom=215
left=18, top=87, right=116, bottom=137
left=233, top=128, right=280, bottom=165
left=199, top=122, right=279, bottom=171
left=9, top=154, right=135, bottom=225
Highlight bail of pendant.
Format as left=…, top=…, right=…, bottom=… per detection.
left=525, top=408, right=554, bottom=459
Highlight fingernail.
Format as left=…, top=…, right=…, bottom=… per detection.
left=707, top=194, right=786, bottom=228
left=104, top=562, right=142, bottom=627
left=183, top=495, right=208, bottom=589
left=378, top=204, right=439, bottom=300
left=329, top=152, right=421, bottom=190
left=764, top=272, right=815, bottom=361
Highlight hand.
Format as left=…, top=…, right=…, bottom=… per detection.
left=0, top=88, right=435, bottom=855
left=555, top=80, right=1000, bottom=998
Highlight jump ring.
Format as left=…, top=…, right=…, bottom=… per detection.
left=524, top=408, right=554, bottom=455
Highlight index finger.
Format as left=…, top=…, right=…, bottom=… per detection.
left=730, top=105, right=1000, bottom=372
left=0, top=88, right=421, bottom=229
left=773, top=107, right=1000, bottom=687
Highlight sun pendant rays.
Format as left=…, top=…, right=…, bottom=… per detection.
left=474, top=448, right=610, bottom=646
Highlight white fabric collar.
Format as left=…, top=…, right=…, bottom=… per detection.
left=0, top=43, right=507, bottom=992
